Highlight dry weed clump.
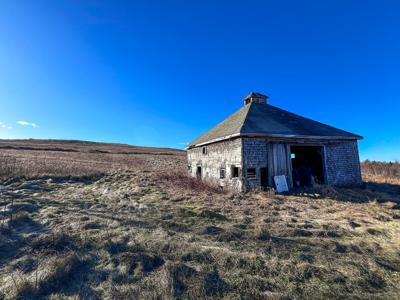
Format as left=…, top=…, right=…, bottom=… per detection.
left=0, top=154, right=23, bottom=178
left=155, top=170, right=225, bottom=194
left=13, top=252, right=90, bottom=299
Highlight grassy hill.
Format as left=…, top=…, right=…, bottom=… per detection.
left=0, top=140, right=399, bottom=299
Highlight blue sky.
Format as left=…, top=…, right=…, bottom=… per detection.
left=0, top=1, right=399, bottom=161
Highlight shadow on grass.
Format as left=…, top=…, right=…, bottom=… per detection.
left=15, top=252, right=103, bottom=299
left=290, top=181, right=400, bottom=205
left=0, top=215, right=46, bottom=266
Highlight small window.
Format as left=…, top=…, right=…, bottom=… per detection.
left=231, top=166, right=239, bottom=178
left=247, top=168, right=256, bottom=179
left=220, top=168, right=226, bottom=179
left=202, top=146, right=207, bottom=155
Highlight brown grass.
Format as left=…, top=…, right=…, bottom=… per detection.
left=0, top=139, right=399, bottom=299
left=362, top=160, right=400, bottom=184
left=0, top=139, right=185, bottom=179
left=155, top=170, right=225, bottom=194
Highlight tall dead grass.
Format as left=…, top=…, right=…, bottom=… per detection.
left=362, top=161, right=400, bottom=184
left=155, top=170, right=225, bottom=194
left=0, top=152, right=104, bottom=178
left=362, top=160, right=400, bottom=177
left=0, top=149, right=185, bottom=180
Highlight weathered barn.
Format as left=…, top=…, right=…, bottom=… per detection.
left=187, top=92, right=363, bottom=192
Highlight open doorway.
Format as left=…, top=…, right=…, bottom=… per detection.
left=196, top=166, right=202, bottom=179
left=290, top=146, right=325, bottom=187
left=260, top=167, right=269, bottom=188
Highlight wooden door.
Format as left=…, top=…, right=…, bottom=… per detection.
left=267, top=143, right=292, bottom=188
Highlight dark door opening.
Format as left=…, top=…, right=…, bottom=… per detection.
left=260, top=167, right=269, bottom=188
left=291, top=146, right=324, bottom=187
left=196, top=166, right=202, bottom=179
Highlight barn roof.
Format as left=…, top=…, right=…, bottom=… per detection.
left=188, top=102, right=362, bottom=148
left=243, top=92, right=267, bottom=100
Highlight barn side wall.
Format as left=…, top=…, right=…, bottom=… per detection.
left=324, top=141, right=362, bottom=186
left=187, top=138, right=243, bottom=192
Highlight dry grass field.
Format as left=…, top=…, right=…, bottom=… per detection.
left=362, top=160, right=400, bottom=186
left=0, top=140, right=399, bottom=299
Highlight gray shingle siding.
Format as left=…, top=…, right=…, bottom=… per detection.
left=325, top=141, right=362, bottom=186
left=242, top=138, right=268, bottom=191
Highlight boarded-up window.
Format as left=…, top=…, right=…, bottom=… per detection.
left=220, top=168, right=226, bottom=179
left=247, top=168, right=256, bottom=179
left=231, top=166, right=239, bottom=178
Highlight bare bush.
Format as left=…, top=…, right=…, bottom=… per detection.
left=155, top=170, right=225, bottom=194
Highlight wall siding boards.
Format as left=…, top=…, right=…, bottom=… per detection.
left=267, top=143, right=292, bottom=188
